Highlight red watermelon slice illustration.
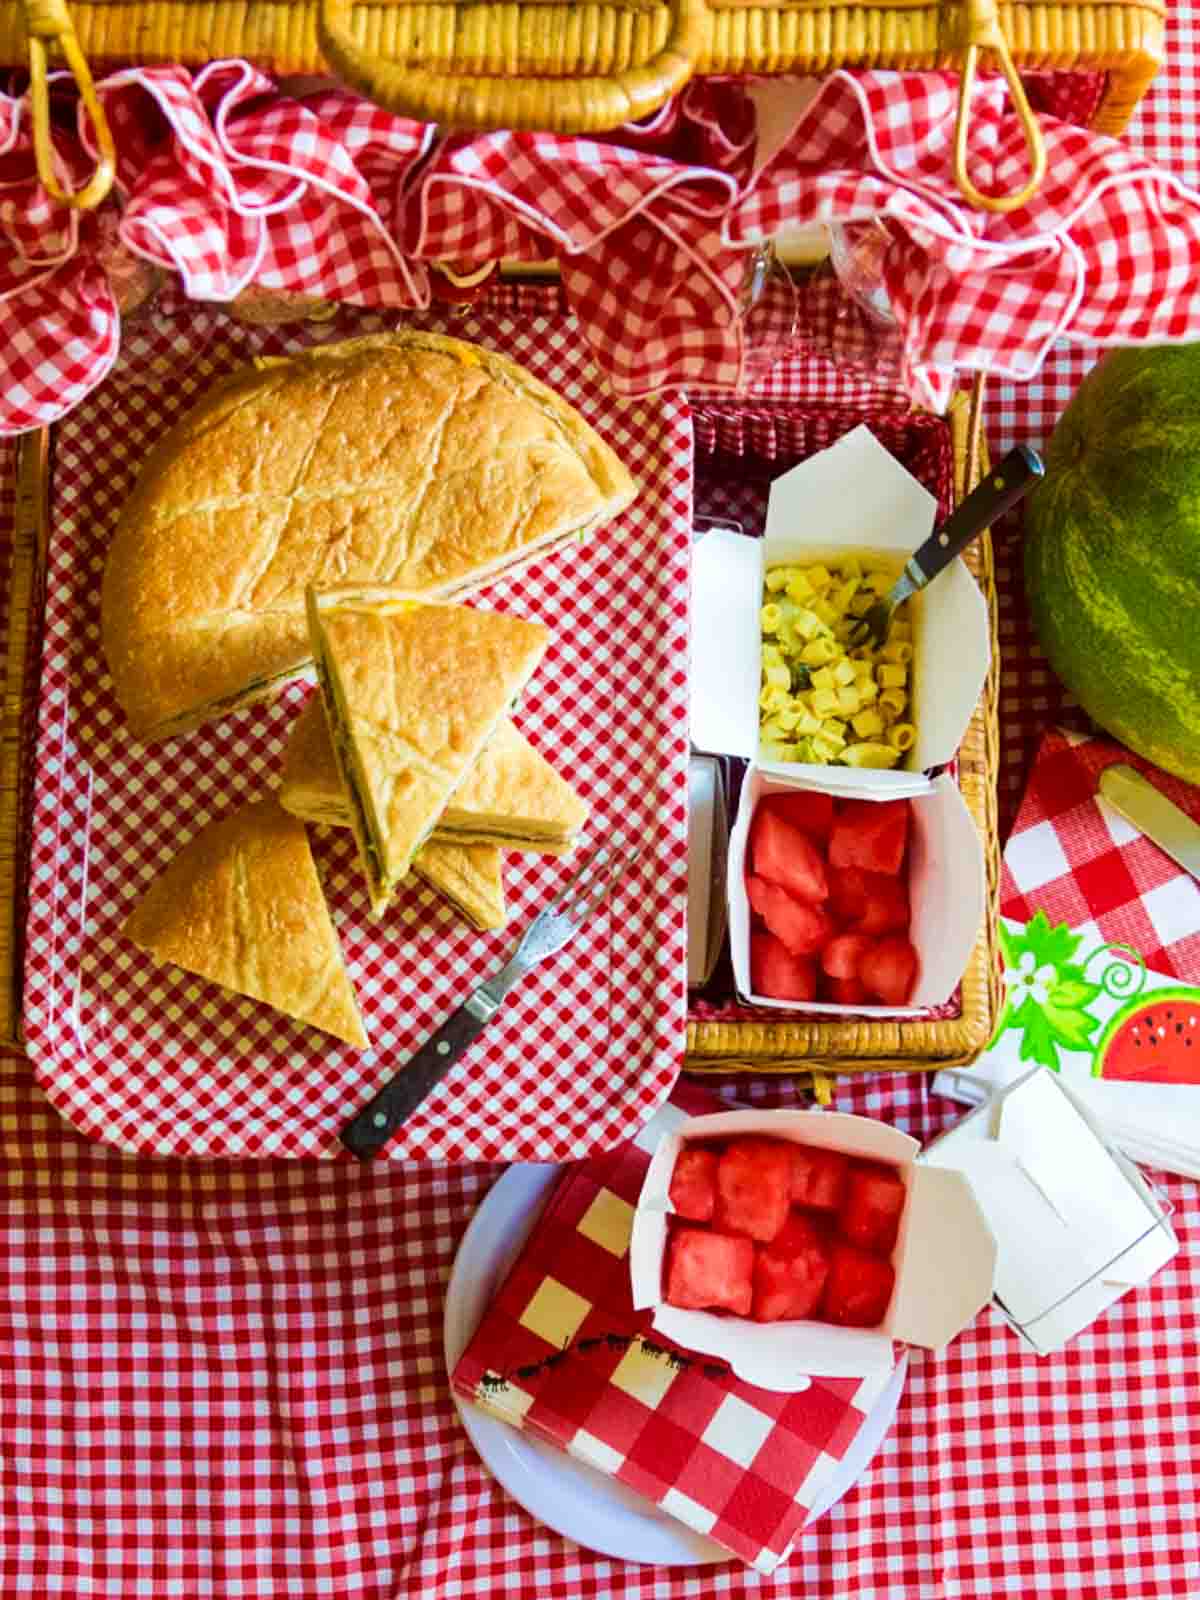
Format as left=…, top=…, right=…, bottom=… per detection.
left=1094, top=989, right=1200, bottom=1084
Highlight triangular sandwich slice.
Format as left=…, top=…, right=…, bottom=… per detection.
left=412, top=841, right=506, bottom=932
left=122, top=796, right=368, bottom=1048
left=307, top=586, right=550, bottom=916
left=279, top=696, right=587, bottom=854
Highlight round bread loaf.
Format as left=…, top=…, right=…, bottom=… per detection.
left=101, top=331, right=636, bottom=740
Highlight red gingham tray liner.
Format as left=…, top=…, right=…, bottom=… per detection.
left=5, top=278, right=1200, bottom=1592
left=450, top=1079, right=894, bottom=1573
left=20, top=292, right=691, bottom=1163
left=1, top=62, right=1197, bottom=434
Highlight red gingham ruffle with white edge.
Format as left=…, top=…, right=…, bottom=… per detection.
left=5, top=65, right=1200, bottom=428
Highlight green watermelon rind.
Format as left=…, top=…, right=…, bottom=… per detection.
left=1024, top=346, right=1200, bottom=785
left=1092, top=986, right=1200, bottom=1079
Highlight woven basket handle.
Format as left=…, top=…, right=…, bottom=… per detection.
left=954, top=0, right=1047, bottom=213
left=22, top=0, right=115, bottom=210
left=317, top=0, right=706, bottom=133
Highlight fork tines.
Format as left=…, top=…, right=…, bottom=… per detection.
left=559, top=840, right=639, bottom=922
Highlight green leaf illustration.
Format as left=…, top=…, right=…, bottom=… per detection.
left=1047, top=973, right=1102, bottom=1012
left=1019, top=909, right=1083, bottom=970
left=1012, top=1000, right=1064, bottom=1070
left=1040, top=999, right=1102, bottom=1052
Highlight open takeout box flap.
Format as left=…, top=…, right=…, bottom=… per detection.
left=690, top=425, right=990, bottom=782
left=888, top=1165, right=998, bottom=1350
left=727, top=768, right=985, bottom=1015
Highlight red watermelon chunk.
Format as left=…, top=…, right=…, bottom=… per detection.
left=750, top=932, right=817, bottom=1001
left=854, top=872, right=911, bottom=935
left=761, top=791, right=834, bottom=843
left=829, top=799, right=910, bottom=876
left=714, top=1137, right=792, bottom=1242
left=821, top=933, right=876, bottom=980
left=823, top=1242, right=896, bottom=1327
left=751, top=808, right=829, bottom=903
left=790, top=1145, right=850, bottom=1212
left=840, top=1161, right=907, bottom=1254
left=665, top=1227, right=754, bottom=1314
left=860, top=937, right=919, bottom=1005
left=746, top=877, right=833, bottom=957
left=669, top=1146, right=719, bottom=1221
left=828, top=865, right=870, bottom=923
left=829, top=977, right=868, bottom=1005
left=752, top=1213, right=833, bottom=1322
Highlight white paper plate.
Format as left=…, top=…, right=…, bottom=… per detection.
left=444, top=1164, right=908, bottom=1565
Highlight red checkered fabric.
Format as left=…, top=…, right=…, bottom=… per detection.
left=20, top=294, right=690, bottom=1162
left=451, top=1081, right=895, bottom=1572
left=1000, top=730, right=1200, bottom=982
left=2, top=65, right=1200, bottom=429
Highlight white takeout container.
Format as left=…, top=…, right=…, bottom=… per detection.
left=728, top=767, right=985, bottom=1016
left=630, top=1108, right=997, bottom=1390
left=689, top=424, right=990, bottom=1014
left=689, top=423, right=991, bottom=791
left=922, top=1067, right=1178, bottom=1355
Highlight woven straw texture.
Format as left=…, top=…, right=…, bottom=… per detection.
left=1, top=0, right=1164, bottom=136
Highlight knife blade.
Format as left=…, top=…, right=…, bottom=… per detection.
left=1099, top=764, right=1200, bottom=882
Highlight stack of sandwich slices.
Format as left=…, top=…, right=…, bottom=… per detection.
left=123, top=588, right=587, bottom=1052
left=113, top=332, right=634, bottom=1053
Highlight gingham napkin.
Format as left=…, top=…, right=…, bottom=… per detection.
left=450, top=1083, right=898, bottom=1573
left=936, top=728, right=1200, bottom=1176
left=7, top=65, right=1200, bottom=430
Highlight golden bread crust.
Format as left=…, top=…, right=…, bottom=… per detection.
left=279, top=695, right=587, bottom=848
left=121, top=796, right=369, bottom=1048
left=412, top=841, right=506, bottom=931
left=101, top=332, right=636, bottom=739
left=308, top=589, right=549, bottom=913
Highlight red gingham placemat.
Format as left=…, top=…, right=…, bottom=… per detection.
left=20, top=292, right=691, bottom=1162
left=450, top=1081, right=896, bottom=1573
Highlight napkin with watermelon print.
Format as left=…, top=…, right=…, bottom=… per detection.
left=449, top=1082, right=903, bottom=1573
left=936, top=728, right=1200, bottom=1176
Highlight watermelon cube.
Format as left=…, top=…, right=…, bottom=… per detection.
left=828, top=865, right=870, bottom=924
left=859, top=937, right=919, bottom=1005
left=789, top=1145, right=850, bottom=1211
left=821, top=933, right=875, bottom=980
left=822, top=1242, right=896, bottom=1327
left=665, top=1227, right=754, bottom=1314
left=750, top=808, right=829, bottom=903
left=761, top=790, right=834, bottom=843
left=853, top=872, right=910, bottom=935
left=714, top=1136, right=793, bottom=1242
left=829, top=799, right=910, bottom=876
left=840, top=1161, right=907, bottom=1254
left=829, top=977, right=869, bottom=1005
left=752, top=1213, right=833, bottom=1322
left=669, top=1145, right=719, bottom=1221
left=750, top=932, right=817, bottom=1001
left=746, top=876, right=834, bottom=957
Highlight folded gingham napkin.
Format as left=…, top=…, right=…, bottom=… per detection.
left=10, top=65, right=1200, bottom=431
left=936, top=728, right=1200, bottom=1175
left=450, top=1084, right=897, bottom=1573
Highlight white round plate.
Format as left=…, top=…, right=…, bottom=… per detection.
left=444, top=1165, right=908, bottom=1566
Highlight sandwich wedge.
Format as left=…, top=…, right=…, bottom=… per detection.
left=279, top=696, right=587, bottom=853
left=412, top=842, right=506, bottom=932
left=307, top=586, right=550, bottom=916
left=122, top=796, right=368, bottom=1048
left=101, top=331, right=636, bottom=740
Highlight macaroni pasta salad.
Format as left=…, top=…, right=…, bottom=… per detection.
left=760, top=559, right=915, bottom=768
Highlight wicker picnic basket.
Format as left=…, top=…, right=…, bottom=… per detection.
left=8, top=0, right=1165, bottom=213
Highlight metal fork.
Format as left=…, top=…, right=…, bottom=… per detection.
left=340, top=842, right=640, bottom=1160
left=847, top=444, right=1044, bottom=651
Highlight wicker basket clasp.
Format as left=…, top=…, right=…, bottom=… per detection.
left=21, top=0, right=115, bottom=210
left=954, top=0, right=1048, bottom=213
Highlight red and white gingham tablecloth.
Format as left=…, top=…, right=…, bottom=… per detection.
left=3, top=20, right=1200, bottom=1600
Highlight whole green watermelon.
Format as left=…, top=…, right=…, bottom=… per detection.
left=1025, top=346, right=1200, bottom=783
